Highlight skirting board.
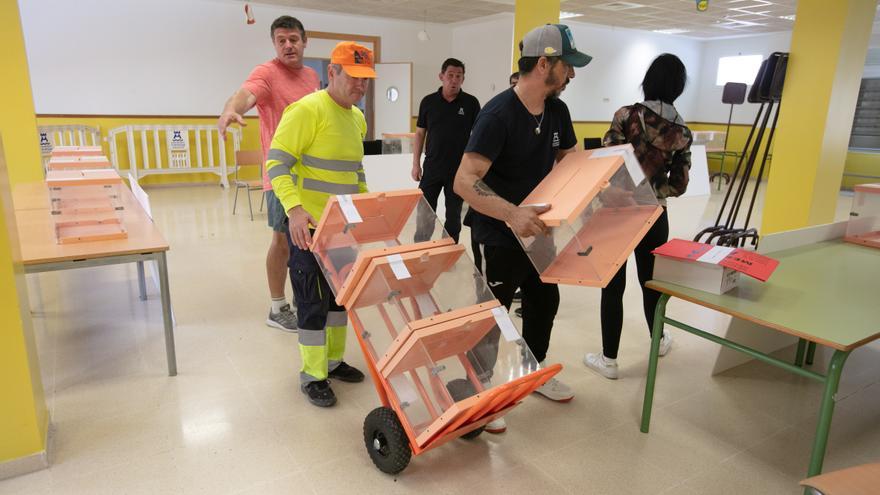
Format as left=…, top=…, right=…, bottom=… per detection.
left=0, top=423, right=54, bottom=481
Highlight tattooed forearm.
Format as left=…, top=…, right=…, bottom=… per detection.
left=473, top=179, right=499, bottom=198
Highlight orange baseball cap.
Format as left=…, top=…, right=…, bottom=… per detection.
left=330, top=42, right=377, bottom=78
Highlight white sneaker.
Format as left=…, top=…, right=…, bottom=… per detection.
left=534, top=375, right=574, bottom=402
left=658, top=330, right=673, bottom=357
left=584, top=353, right=619, bottom=380
left=484, top=417, right=506, bottom=434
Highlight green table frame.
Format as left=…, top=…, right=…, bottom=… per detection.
left=639, top=241, right=879, bottom=482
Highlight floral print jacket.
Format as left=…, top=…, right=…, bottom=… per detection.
left=603, top=101, right=692, bottom=199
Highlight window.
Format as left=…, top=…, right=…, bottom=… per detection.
left=716, top=55, right=763, bottom=86
left=850, top=78, right=880, bottom=150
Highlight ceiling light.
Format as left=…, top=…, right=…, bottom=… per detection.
left=560, top=11, right=583, bottom=19
left=653, top=28, right=691, bottom=35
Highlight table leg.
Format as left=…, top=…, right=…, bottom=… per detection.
left=717, top=153, right=726, bottom=192
left=640, top=293, right=670, bottom=433
left=137, top=261, right=147, bottom=301
left=157, top=251, right=177, bottom=376
left=807, top=350, right=849, bottom=477
left=795, top=338, right=807, bottom=367
left=806, top=342, right=817, bottom=366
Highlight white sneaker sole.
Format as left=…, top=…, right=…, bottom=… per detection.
left=265, top=318, right=298, bottom=333
left=583, top=355, right=619, bottom=380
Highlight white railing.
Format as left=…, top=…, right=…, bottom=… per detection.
left=107, top=125, right=240, bottom=188
left=38, top=125, right=103, bottom=170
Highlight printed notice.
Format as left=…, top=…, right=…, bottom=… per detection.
left=696, top=246, right=736, bottom=264
left=337, top=194, right=363, bottom=223
left=491, top=306, right=520, bottom=342
left=386, top=254, right=411, bottom=280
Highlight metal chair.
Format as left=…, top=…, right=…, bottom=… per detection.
left=232, top=150, right=265, bottom=221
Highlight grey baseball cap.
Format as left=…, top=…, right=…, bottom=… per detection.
left=521, top=24, right=592, bottom=68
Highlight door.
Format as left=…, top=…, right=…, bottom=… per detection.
left=373, top=63, right=412, bottom=138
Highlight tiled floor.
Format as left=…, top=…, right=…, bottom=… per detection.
left=3, top=182, right=877, bottom=495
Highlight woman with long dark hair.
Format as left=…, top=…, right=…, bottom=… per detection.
left=584, top=53, right=692, bottom=379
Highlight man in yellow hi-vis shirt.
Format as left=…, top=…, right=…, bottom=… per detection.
left=266, top=42, right=376, bottom=407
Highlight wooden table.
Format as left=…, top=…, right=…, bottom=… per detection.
left=640, top=241, right=880, bottom=481
left=14, top=182, right=176, bottom=376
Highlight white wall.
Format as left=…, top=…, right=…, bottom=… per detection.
left=693, top=32, right=791, bottom=124
left=20, top=0, right=802, bottom=126
left=18, top=0, right=452, bottom=117
left=562, top=22, right=703, bottom=122
left=451, top=16, right=704, bottom=123
left=451, top=14, right=515, bottom=108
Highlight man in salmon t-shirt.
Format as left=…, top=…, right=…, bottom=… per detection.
left=218, top=15, right=320, bottom=332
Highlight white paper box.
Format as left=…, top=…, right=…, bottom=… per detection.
left=652, top=255, right=740, bottom=295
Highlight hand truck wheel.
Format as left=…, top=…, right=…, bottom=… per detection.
left=364, top=407, right=412, bottom=474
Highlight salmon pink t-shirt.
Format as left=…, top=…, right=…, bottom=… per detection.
left=242, top=59, right=320, bottom=190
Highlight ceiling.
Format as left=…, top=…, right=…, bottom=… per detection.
left=255, top=0, right=801, bottom=39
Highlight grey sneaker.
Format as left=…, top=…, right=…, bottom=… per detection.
left=266, top=304, right=298, bottom=332
left=534, top=376, right=574, bottom=402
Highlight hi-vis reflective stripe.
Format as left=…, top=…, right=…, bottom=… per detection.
left=302, top=154, right=362, bottom=172
left=302, top=178, right=359, bottom=195
left=268, top=164, right=291, bottom=180
left=299, top=327, right=325, bottom=346
left=267, top=149, right=296, bottom=167
left=326, top=311, right=347, bottom=327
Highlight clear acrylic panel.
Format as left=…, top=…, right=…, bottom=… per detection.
left=518, top=162, right=661, bottom=287
left=311, top=191, right=450, bottom=302
left=846, top=184, right=880, bottom=248
left=381, top=307, right=539, bottom=440
left=348, top=244, right=494, bottom=363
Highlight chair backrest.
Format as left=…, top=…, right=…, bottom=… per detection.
left=583, top=137, right=603, bottom=150
left=234, top=150, right=263, bottom=181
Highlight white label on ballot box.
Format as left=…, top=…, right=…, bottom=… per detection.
left=491, top=306, right=520, bottom=342
left=697, top=246, right=735, bottom=264
left=589, top=144, right=644, bottom=185
left=386, top=254, right=411, bottom=280
left=337, top=194, right=363, bottom=224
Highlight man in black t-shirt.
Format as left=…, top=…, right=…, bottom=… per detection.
left=412, top=58, right=481, bottom=243
left=454, top=24, right=592, bottom=430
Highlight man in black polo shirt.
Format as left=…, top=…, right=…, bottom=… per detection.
left=412, top=58, right=481, bottom=243
left=454, top=24, right=591, bottom=432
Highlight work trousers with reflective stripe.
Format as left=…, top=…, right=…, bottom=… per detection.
left=285, top=224, right=348, bottom=384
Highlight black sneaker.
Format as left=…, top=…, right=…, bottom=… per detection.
left=512, top=290, right=523, bottom=302
left=328, top=362, right=365, bottom=383
left=302, top=380, right=336, bottom=407
left=514, top=307, right=523, bottom=318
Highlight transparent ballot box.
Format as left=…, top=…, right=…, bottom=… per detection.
left=381, top=133, right=415, bottom=155
left=310, top=188, right=563, bottom=473
left=845, top=183, right=880, bottom=249
left=46, top=169, right=124, bottom=212
left=50, top=145, right=104, bottom=158
left=691, top=130, right=727, bottom=152
left=47, top=155, right=112, bottom=171
left=375, top=304, right=555, bottom=447
left=514, top=150, right=663, bottom=287
left=345, top=244, right=495, bottom=365
left=45, top=169, right=126, bottom=244
left=311, top=190, right=451, bottom=306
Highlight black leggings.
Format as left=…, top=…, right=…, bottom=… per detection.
left=599, top=209, right=669, bottom=359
